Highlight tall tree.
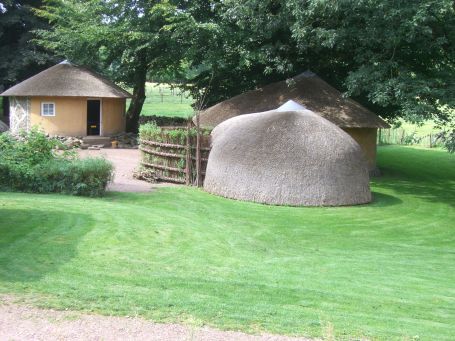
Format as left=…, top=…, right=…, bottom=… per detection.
left=0, top=0, right=57, bottom=116
left=36, top=0, right=187, bottom=132
left=33, top=0, right=455, bottom=149
left=178, top=0, right=455, bottom=149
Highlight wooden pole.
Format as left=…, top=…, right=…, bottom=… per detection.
left=185, top=120, right=191, bottom=185
left=195, top=112, right=202, bottom=187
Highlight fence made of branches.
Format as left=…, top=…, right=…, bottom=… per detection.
left=378, top=128, right=444, bottom=148
left=139, top=122, right=211, bottom=185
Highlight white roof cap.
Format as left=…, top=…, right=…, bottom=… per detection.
left=277, top=100, right=307, bottom=112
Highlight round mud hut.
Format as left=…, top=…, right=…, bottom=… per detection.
left=197, top=71, right=390, bottom=172
left=204, top=109, right=372, bottom=206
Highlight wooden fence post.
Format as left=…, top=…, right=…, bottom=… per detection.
left=185, top=121, right=192, bottom=185
left=195, top=112, right=202, bottom=187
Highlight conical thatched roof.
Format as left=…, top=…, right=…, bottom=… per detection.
left=204, top=109, right=372, bottom=206
left=197, top=71, right=389, bottom=129
left=0, top=61, right=132, bottom=98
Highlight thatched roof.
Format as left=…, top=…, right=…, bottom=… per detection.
left=0, top=61, right=132, bottom=98
left=198, top=71, right=389, bottom=129
left=204, top=109, right=372, bottom=206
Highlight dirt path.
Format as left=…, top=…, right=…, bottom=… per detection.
left=0, top=297, right=312, bottom=341
left=78, top=148, right=162, bottom=192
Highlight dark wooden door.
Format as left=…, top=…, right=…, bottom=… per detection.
left=87, top=100, right=100, bottom=135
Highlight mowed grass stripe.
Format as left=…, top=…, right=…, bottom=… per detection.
left=0, top=145, right=454, bottom=340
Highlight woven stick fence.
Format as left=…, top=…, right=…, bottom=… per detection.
left=139, top=123, right=211, bottom=185
left=378, top=128, right=444, bottom=148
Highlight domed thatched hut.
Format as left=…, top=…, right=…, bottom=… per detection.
left=204, top=109, right=372, bottom=206
left=197, top=71, right=389, bottom=172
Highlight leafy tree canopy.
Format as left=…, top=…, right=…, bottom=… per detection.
left=182, top=1, right=455, bottom=126
left=0, top=0, right=56, bottom=104
left=35, top=0, right=191, bottom=132
left=34, top=0, right=455, bottom=147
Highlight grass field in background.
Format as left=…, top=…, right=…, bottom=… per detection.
left=398, top=120, right=439, bottom=136
left=135, top=83, right=445, bottom=146
left=139, top=82, right=194, bottom=118
left=0, top=146, right=454, bottom=340
left=379, top=120, right=444, bottom=148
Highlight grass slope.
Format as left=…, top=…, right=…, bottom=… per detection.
left=139, top=83, right=194, bottom=118
left=0, top=146, right=454, bottom=340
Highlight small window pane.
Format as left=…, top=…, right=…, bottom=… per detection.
left=42, top=103, right=55, bottom=116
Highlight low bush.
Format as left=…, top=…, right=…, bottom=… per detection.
left=139, top=115, right=188, bottom=127
left=139, top=121, right=162, bottom=141
left=0, top=129, right=113, bottom=196
left=139, top=121, right=211, bottom=143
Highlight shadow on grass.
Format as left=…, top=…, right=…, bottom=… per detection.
left=375, top=177, right=455, bottom=208
left=0, top=208, right=94, bottom=282
left=370, top=192, right=403, bottom=207
left=375, top=147, right=455, bottom=207
left=374, top=163, right=455, bottom=208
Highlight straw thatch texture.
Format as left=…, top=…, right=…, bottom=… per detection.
left=1, top=61, right=131, bottom=98
left=197, top=71, right=389, bottom=129
left=204, top=109, right=372, bottom=206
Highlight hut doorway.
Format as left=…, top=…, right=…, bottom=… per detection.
left=87, top=99, right=101, bottom=135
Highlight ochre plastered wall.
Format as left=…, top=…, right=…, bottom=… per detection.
left=29, top=97, right=125, bottom=136
left=31, top=97, right=86, bottom=136
left=102, top=98, right=126, bottom=135
left=343, top=128, right=377, bottom=171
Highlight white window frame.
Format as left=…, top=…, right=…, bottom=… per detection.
left=41, top=102, right=56, bottom=117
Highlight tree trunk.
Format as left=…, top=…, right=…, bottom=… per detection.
left=125, top=70, right=147, bottom=133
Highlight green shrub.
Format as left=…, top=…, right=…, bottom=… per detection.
left=440, top=129, right=455, bottom=153
left=139, top=122, right=162, bottom=140
left=0, top=129, right=113, bottom=196
left=1, top=128, right=60, bottom=163
left=139, top=121, right=211, bottom=143
left=138, top=115, right=188, bottom=127
left=31, top=158, right=114, bottom=196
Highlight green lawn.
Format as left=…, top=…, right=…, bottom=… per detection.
left=0, top=146, right=454, bottom=340
left=397, top=120, right=440, bottom=137
left=138, top=82, right=194, bottom=118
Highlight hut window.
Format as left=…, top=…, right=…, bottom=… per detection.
left=41, top=102, right=55, bottom=116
